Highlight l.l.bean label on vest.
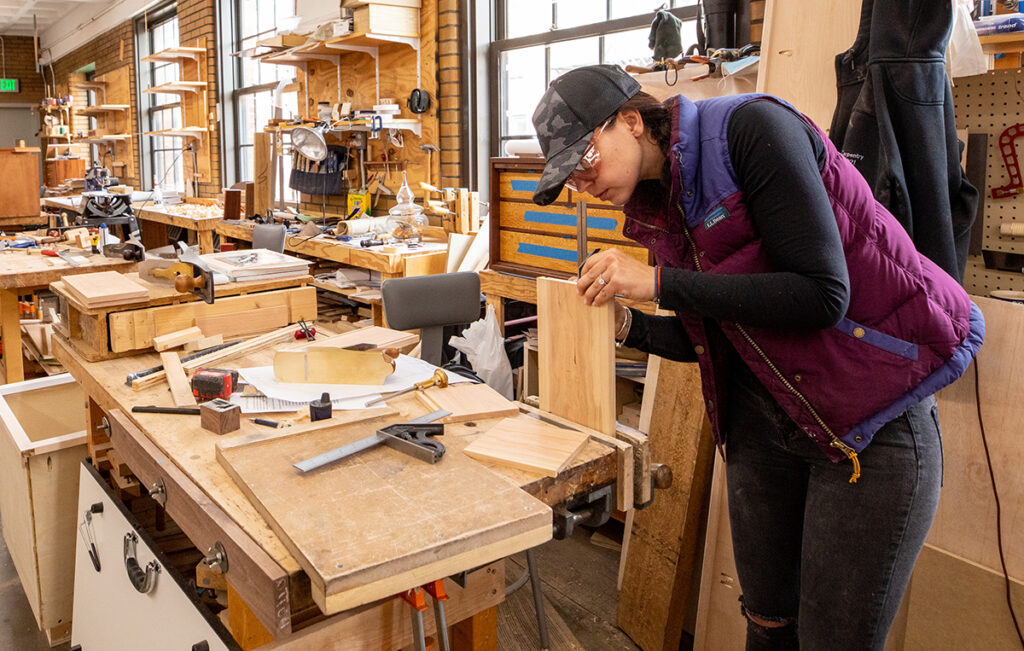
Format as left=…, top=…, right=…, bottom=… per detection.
left=704, top=206, right=729, bottom=230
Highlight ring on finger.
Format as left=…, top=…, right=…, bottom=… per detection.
left=597, top=276, right=607, bottom=286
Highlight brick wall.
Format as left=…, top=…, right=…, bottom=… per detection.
left=437, top=0, right=462, bottom=187
left=50, top=0, right=222, bottom=197
left=0, top=36, right=46, bottom=106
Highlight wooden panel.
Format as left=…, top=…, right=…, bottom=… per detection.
left=900, top=545, right=1024, bottom=650
left=619, top=355, right=716, bottom=651
left=62, top=271, right=149, bottom=308
left=416, top=382, right=520, bottom=423
left=930, top=296, right=1024, bottom=579
left=195, top=305, right=290, bottom=338
left=0, top=150, right=41, bottom=218
left=254, top=132, right=272, bottom=217
left=1, top=288, right=24, bottom=383
left=215, top=412, right=552, bottom=614
left=159, top=352, right=198, bottom=407
left=500, top=231, right=648, bottom=276
left=273, top=347, right=395, bottom=385
left=497, top=171, right=568, bottom=204
left=107, top=286, right=317, bottom=353
left=498, top=201, right=634, bottom=244
left=758, top=0, right=860, bottom=129
left=463, top=416, right=590, bottom=477
left=537, top=277, right=616, bottom=435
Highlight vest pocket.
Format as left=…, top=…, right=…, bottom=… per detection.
left=835, top=318, right=919, bottom=360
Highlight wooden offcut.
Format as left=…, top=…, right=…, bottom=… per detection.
left=200, top=400, right=241, bottom=435
left=619, top=354, right=716, bottom=651
left=253, top=132, right=272, bottom=217
left=273, top=347, right=396, bottom=384
left=537, top=277, right=616, bottom=435
left=62, top=271, right=148, bottom=308
left=159, top=352, right=198, bottom=407
left=215, top=413, right=551, bottom=614
left=416, top=382, right=520, bottom=423
left=152, top=326, right=204, bottom=352
left=463, top=417, right=589, bottom=477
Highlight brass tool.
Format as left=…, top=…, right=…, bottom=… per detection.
left=364, top=369, right=449, bottom=406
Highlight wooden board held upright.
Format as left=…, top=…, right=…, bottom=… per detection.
left=216, top=416, right=552, bottom=614
left=537, top=277, right=616, bottom=435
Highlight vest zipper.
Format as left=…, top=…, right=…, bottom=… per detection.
left=677, top=205, right=861, bottom=483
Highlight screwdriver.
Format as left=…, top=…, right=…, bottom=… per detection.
left=364, top=369, right=449, bottom=406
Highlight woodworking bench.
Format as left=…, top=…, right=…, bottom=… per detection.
left=50, top=323, right=641, bottom=650
left=0, top=249, right=135, bottom=384
left=217, top=220, right=450, bottom=325
left=134, top=203, right=223, bottom=254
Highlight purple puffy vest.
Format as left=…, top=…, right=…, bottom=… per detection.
left=622, top=94, right=984, bottom=476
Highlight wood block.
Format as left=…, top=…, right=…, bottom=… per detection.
left=195, top=560, right=227, bottom=592
left=273, top=347, right=396, bottom=384
left=223, top=188, right=242, bottom=221
left=194, top=305, right=289, bottom=338
left=159, top=352, right=198, bottom=407
left=105, top=447, right=132, bottom=479
left=416, top=383, right=520, bottom=423
left=152, top=326, right=203, bottom=352
left=215, top=414, right=551, bottom=614
left=463, top=416, right=589, bottom=477
left=183, top=333, right=224, bottom=352
left=62, top=271, right=148, bottom=308
left=353, top=4, right=420, bottom=37
left=253, top=132, right=271, bottom=217
left=537, top=277, right=616, bottom=435
left=111, top=467, right=141, bottom=497
left=200, top=399, right=241, bottom=435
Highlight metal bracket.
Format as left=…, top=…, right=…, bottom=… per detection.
left=552, top=485, right=613, bottom=540
left=148, top=477, right=167, bottom=508
left=203, top=541, right=229, bottom=574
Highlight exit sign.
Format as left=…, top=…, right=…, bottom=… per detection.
left=0, top=79, right=19, bottom=92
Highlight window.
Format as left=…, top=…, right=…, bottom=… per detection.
left=225, top=0, right=300, bottom=203
left=492, top=2, right=698, bottom=157
left=137, top=4, right=185, bottom=193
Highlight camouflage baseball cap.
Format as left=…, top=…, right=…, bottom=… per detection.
left=531, top=65, right=640, bottom=205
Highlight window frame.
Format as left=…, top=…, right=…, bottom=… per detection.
left=134, top=2, right=183, bottom=192
left=489, top=3, right=698, bottom=158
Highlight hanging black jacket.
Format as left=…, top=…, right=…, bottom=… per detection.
left=829, top=0, right=978, bottom=282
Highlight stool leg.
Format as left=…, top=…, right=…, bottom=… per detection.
left=525, top=548, right=550, bottom=649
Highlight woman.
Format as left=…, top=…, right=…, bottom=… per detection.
left=531, top=64, right=984, bottom=649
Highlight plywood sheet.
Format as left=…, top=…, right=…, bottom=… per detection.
left=62, top=271, right=148, bottom=308
left=930, top=296, right=1024, bottom=579
left=216, top=416, right=551, bottom=613
left=537, top=277, right=616, bottom=434
left=416, top=382, right=520, bottom=423
left=463, top=417, right=589, bottom=477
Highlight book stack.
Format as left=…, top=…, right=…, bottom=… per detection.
left=200, top=249, right=311, bottom=282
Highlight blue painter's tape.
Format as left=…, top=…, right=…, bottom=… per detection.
left=517, top=242, right=578, bottom=262
left=510, top=179, right=539, bottom=192
left=524, top=210, right=617, bottom=231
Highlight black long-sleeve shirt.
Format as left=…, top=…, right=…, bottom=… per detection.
left=624, top=99, right=851, bottom=362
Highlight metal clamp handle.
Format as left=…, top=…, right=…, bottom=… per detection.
left=123, top=532, right=160, bottom=594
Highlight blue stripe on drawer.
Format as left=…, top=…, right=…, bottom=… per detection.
left=524, top=210, right=618, bottom=231
left=517, top=242, right=578, bottom=262
left=510, top=179, right=538, bottom=192
left=836, top=318, right=919, bottom=360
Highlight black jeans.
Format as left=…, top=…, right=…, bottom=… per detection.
left=723, top=374, right=942, bottom=650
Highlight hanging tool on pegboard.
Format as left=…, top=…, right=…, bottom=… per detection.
left=991, top=122, right=1024, bottom=199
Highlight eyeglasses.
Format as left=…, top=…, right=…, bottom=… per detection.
left=565, top=119, right=611, bottom=192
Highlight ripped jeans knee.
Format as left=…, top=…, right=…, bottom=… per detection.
left=740, top=597, right=798, bottom=650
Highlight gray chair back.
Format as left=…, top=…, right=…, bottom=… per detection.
left=381, top=272, right=481, bottom=366
left=252, top=223, right=286, bottom=253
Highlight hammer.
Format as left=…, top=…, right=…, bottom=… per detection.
left=418, top=143, right=440, bottom=188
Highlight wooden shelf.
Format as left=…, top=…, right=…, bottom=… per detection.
left=260, top=44, right=342, bottom=66
left=979, top=32, right=1024, bottom=54
left=76, top=105, right=130, bottom=116
left=143, top=81, right=208, bottom=95
left=326, top=32, right=420, bottom=51
left=145, top=127, right=206, bottom=140
left=142, top=46, right=207, bottom=64
left=78, top=134, right=132, bottom=143
left=39, top=105, right=72, bottom=112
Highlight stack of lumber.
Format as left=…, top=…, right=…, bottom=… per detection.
left=62, top=271, right=148, bottom=308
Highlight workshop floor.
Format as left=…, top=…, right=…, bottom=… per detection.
left=0, top=515, right=686, bottom=651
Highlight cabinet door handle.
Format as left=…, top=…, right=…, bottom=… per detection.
left=123, top=532, right=160, bottom=593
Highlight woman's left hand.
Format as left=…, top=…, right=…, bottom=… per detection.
left=578, top=249, right=656, bottom=306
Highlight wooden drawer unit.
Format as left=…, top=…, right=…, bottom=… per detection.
left=489, top=158, right=651, bottom=277
left=0, top=374, right=88, bottom=646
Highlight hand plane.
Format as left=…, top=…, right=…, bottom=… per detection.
left=138, top=252, right=216, bottom=304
